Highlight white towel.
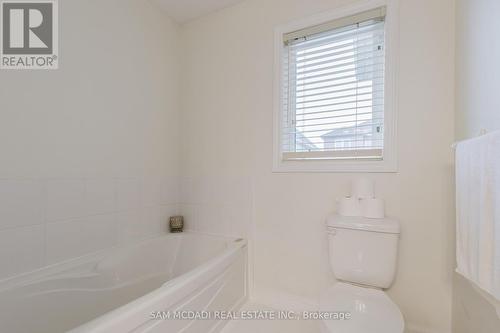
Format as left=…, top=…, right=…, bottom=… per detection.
left=456, top=131, right=500, bottom=301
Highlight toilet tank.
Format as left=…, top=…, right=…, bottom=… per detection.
left=326, top=214, right=400, bottom=289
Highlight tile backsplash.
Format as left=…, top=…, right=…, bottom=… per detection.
left=0, top=177, right=178, bottom=281
left=179, top=176, right=253, bottom=238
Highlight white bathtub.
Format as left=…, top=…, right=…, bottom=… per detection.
left=0, top=232, right=248, bottom=333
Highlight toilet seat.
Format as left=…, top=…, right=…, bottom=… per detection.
left=319, top=283, right=404, bottom=333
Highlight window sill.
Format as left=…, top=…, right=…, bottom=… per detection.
left=272, top=158, right=397, bottom=173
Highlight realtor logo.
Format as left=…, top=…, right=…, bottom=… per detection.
left=1, top=0, right=58, bottom=69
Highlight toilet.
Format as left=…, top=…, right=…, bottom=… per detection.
left=320, top=214, right=405, bottom=333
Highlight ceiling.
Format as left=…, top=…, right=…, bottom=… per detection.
left=152, top=0, right=246, bottom=23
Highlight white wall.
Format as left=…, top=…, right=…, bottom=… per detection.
left=453, top=0, right=500, bottom=331
left=180, top=0, right=455, bottom=332
left=455, top=0, right=500, bottom=141
left=0, top=0, right=180, bottom=280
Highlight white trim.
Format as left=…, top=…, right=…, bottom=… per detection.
left=283, top=149, right=383, bottom=160
left=272, top=0, right=399, bottom=173
left=283, top=6, right=386, bottom=42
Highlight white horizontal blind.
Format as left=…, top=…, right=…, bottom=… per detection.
left=281, top=8, right=386, bottom=161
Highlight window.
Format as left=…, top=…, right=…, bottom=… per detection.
left=274, top=4, right=397, bottom=172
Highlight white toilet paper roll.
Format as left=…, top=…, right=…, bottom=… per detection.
left=361, top=198, right=385, bottom=219
left=352, top=179, right=375, bottom=199
left=338, top=197, right=362, bottom=217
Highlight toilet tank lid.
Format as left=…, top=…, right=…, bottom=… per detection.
left=326, top=214, right=400, bottom=234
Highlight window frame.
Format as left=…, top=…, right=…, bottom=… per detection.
left=273, top=0, right=399, bottom=173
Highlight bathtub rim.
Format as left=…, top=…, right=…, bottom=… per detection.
left=68, top=232, right=247, bottom=333
left=0, top=231, right=245, bottom=294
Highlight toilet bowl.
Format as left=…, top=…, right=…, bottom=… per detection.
left=323, top=214, right=404, bottom=332
left=319, top=282, right=404, bottom=333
